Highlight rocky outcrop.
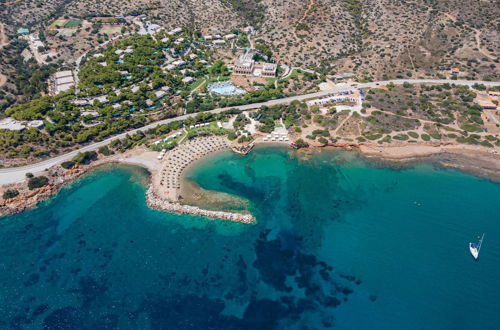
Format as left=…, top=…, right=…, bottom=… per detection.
left=231, top=142, right=255, bottom=155
left=0, top=165, right=88, bottom=216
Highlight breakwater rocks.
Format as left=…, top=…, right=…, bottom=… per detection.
left=232, top=142, right=255, bottom=155
left=146, top=188, right=255, bottom=224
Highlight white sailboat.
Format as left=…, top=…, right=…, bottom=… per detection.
left=469, top=233, right=485, bottom=260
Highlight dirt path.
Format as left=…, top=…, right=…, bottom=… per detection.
left=0, top=23, right=8, bottom=49
left=332, top=113, right=353, bottom=135
left=443, top=13, right=495, bottom=60
left=472, top=28, right=495, bottom=60
left=297, top=0, right=316, bottom=26
left=0, top=73, right=7, bottom=87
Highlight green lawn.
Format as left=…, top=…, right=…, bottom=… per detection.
left=189, top=78, right=206, bottom=91
left=206, top=75, right=231, bottom=85
left=64, top=19, right=82, bottom=28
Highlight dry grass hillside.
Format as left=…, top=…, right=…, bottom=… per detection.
left=0, top=0, right=498, bottom=80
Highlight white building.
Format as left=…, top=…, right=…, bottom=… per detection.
left=27, top=120, right=44, bottom=129
left=224, top=34, right=237, bottom=40
left=0, top=118, right=25, bottom=131
left=172, top=60, right=186, bottom=67
left=168, top=27, right=182, bottom=36
left=155, top=90, right=167, bottom=98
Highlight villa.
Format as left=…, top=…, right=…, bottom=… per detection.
left=233, top=52, right=277, bottom=77
left=224, top=34, right=237, bottom=40
left=168, top=27, right=182, bottom=36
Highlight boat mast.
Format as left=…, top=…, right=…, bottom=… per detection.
left=478, top=233, right=485, bottom=252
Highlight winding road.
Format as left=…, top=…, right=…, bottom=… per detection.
left=1, top=79, right=499, bottom=184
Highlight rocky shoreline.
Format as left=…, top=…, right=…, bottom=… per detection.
left=0, top=146, right=257, bottom=223
left=0, top=164, right=91, bottom=216
left=1, top=140, right=499, bottom=219
left=146, top=187, right=254, bottom=223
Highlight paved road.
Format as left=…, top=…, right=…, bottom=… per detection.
left=1, top=79, right=499, bottom=184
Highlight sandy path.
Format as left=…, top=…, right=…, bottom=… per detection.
left=297, top=0, right=316, bottom=26
left=443, top=13, right=495, bottom=60
left=0, top=23, right=8, bottom=49
left=0, top=22, right=9, bottom=87
left=0, top=73, right=6, bottom=86
left=332, top=112, right=353, bottom=135
left=472, top=28, right=495, bottom=60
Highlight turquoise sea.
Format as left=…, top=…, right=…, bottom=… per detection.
left=1, top=146, right=499, bottom=329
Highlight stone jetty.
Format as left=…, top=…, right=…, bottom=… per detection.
left=146, top=188, right=254, bottom=223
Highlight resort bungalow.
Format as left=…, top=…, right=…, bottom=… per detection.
left=213, top=39, right=226, bottom=45
left=224, top=34, right=237, bottom=40
left=174, top=37, right=185, bottom=45
left=168, top=27, right=183, bottom=36
left=203, top=35, right=213, bottom=41
left=0, top=118, right=25, bottom=131
left=172, top=60, right=186, bottom=67
left=73, top=99, right=90, bottom=106
left=243, top=26, right=254, bottom=33
left=27, top=120, right=44, bottom=129
left=182, top=77, right=195, bottom=84
left=155, top=90, right=167, bottom=99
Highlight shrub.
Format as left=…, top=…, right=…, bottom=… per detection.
left=26, top=172, right=34, bottom=178
left=364, top=133, right=383, bottom=140
left=61, top=161, right=75, bottom=169
left=381, top=135, right=392, bottom=143
left=408, top=132, right=419, bottom=139
left=294, top=139, right=309, bottom=148
left=318, top=137, right=328, bottom=145
left=28, top=176, right=49, bottom=190
left=3, top=189, right=19, bottom=200
left=460, top=124, right=482, bottom=132
left=72, top=151, right=98, bottom=165
left=480, top=140, right=493, bottom=148
left=393, top=134, right=409, bottom=141
left=98, top=145, right=114, bottom=156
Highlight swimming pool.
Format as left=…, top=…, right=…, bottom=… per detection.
left=207, top=82, right=246, bottom=96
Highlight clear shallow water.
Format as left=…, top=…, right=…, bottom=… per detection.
left=1, top=148, right=499, bottom=329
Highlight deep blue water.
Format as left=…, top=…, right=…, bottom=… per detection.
left=0, top=146, right=499, bottom=329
